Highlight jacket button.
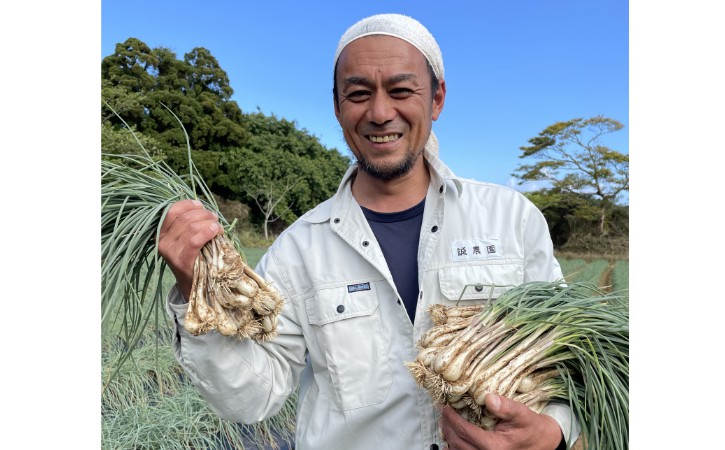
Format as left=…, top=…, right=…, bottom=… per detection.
left=336, top=305, right=345, bottom=313
left=431, top=445, right=439, bottom=450
left=439, top=185, right=444, bottom=193
left=397, top=299, right=402, bottom=305
left=362, top=240, right=369, bottom=247
left=334, top=218, right=340, bottom=223
left=475, top=284, right=483, bottom=292
left=431, top=225, right=439, bottom=232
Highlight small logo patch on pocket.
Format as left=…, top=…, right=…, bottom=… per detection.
left=347, top=282, right=371, bottom=293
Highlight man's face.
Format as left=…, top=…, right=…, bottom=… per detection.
left=334, top=35, right=445, bottom=181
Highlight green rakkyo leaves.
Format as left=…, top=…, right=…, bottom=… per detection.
left=101, top=104, right=241, bottom=387
left=410, top=280, right=628, bottom=449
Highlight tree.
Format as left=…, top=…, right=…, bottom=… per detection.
left=101, top=38, right=159, bottom=127
left=102, top=39, right=351, bottom=236
left=219, top=113, right=351, bottom=238
left=513, top=116, right=628, bottom=235
left=101, top=37, right=158, bottom=94
left=249, top=174, right=302, bottom=240
left=101, top=38, right=249, bottom=154
left=524, top=188, right=601, bottom=247
left=224, top=111, right=351, bottom=233
left=184, top=47, right=233, bottom=100
left=101, top=122, right=166, bottom=160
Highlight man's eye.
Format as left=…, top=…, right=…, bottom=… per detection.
left=345, top=91, right=371, bottom=102
left=390, top=88, right=413, bottom=99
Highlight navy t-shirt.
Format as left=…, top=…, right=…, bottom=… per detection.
left=360, top=199, right=425, bottom=323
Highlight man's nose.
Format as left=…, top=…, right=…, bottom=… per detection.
left=368, top=93, right=395, bottom=125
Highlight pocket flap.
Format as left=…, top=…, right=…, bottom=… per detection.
left=438, top=264, right=523, bottom=301
left=306, top=282, right=380, bottom=325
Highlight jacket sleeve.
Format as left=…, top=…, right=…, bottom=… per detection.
left=522, top=202, right=564, bottom=283
left=542, top=402, right=582, bottom=448
left=165, top=251, right=307, bottom=424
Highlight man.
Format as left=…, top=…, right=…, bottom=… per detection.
left=159, top=13, right=579, bottom=450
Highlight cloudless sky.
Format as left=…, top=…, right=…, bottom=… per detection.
left=101, top=0, right=629, bottom=195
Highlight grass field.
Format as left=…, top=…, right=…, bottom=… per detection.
left=241, top=246, right=267, bottom=268
left=101, top=247, right=296, bottom=450
left=558, top=256, right=628, bottom=294
left=102, top=250, right=628, bottom=449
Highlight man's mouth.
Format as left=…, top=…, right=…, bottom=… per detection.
left=367, top=134, right=401, bottom=143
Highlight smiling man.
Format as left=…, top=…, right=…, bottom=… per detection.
left=334, top=34, right=444, bottom=187
left=159, top=13, right=579, bottom=450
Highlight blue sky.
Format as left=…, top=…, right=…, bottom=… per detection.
left=101, top=0, right=629, bottom=196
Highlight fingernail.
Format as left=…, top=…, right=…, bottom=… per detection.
left=192, top=199, right=202, bottom=207
left=489, top=393, right=500, bottom=409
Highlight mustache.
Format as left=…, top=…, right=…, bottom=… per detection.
left=360, top=124, right=405, bottom=136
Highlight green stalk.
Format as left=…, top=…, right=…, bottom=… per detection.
left=488, top=281, right=629, bottom=449
left=411, top=280, right=629, bottom=449
left=101, top=105, right=298, bottom=450
left=101, top=107, right=242, bottom=388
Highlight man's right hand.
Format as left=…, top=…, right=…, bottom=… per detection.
left=157, top=199, right=224, bottom=301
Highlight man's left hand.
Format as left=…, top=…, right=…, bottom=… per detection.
left=439, top=394, right=563, bottom=450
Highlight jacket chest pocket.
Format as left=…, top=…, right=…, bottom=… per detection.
left=305, top=282, right=392, bottom=411
left=439, top=263, right=524, bottom=303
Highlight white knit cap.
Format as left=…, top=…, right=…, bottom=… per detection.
left=334, top=13, right=445, bottom=81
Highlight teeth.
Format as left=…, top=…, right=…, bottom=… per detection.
left=369, top=134, right=400, bottom=143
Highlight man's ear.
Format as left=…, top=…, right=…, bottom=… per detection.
left=432, top=79, right=446, bottom=121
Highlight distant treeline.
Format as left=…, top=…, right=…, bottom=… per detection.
left=101, top=37, right=351, bottom=233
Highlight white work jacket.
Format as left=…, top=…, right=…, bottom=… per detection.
left=166, top=147, right=579, bottom=450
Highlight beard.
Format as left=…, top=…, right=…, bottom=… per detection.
left=355, top=149, right=423, bottom=181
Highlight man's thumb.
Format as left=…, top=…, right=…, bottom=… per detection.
left=484, top=393, right=517, bottom=421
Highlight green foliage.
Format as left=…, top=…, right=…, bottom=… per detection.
left=514, top=116, right=629, bottom=236
left=557, top=256, right=629, bottom=294
left=566, top=259, right=609, bottom=285
left=101, top=148, right=236, bottom=385
left=102, top=275, right=296, bottom=449
left=101, top=38, right=352, bottom=233
left=99, top=37, right=353, bottom=450
left=525, top=189, right=598, bottom=247
left=221, top=111, right=351, bottom=233
left=162, top=147, right=229, bottom=197
left=184, top=47, right=234, bottom=100
left=101, top=113, right=297, bottom=448
left=557, top=258, right=587, bottom=281
left=611, top=260, right=629, bottom=294
left=101, top=81, right=147, bottom=123
left=515, top=116, right=629, bottom=205
left=556, top=232, right=629, bottom=258
left=101, top=37, right=249, bottom=155
left=241, top=246, right=268, bottom=268
left=101, top=122, right=166, bottom=160
left=480, top=281, right=629, bottom=449
left=526, top=188, right=628, bottom=253
left=101, top=38, right=158, bottom=94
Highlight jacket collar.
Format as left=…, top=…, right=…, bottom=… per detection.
left=302, top=143, right=463, bottom=224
